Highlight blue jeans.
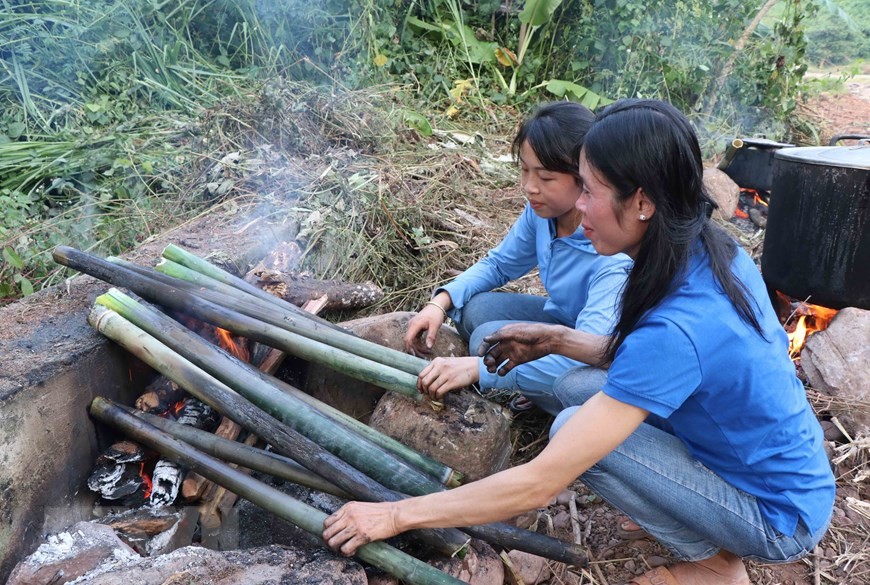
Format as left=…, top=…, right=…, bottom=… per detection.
left=457, top=292, right=608, bottom=413
left=549, top=368, right=829, bottom=562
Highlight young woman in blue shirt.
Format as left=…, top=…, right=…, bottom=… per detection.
left=404, top=102, right=631, bottom=412
left=324, top=100, right=834, bottom=585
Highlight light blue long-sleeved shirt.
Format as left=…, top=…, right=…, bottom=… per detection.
left=438, top=204, right=632, bottom=393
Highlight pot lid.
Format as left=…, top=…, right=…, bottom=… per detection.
left=775, top=145, right=870, bottom=170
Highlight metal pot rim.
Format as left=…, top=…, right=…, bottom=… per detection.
left=774, top=145, right=870, bottom=171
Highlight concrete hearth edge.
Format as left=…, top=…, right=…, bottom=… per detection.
left=0, top=203, right=296, bottom=580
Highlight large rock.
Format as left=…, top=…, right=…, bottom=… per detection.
left=370, top=390, right=511, bottom=482
left=802, top=307, right=870, bottom=436
left=428, top=540, right=505, bottom=585
left=703, top=167, right=740, bottom=222
left=304, top=311, right=467, bottom=421
left=7, top=521, right=139, bottom=585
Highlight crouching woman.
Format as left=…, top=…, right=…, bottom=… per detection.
left=323, top=99, right=835, bottom=585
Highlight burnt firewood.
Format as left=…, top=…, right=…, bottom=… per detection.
left=136, top=378, right=187, bottom=414
left=88, top=441, right=148, bottom=501
left=150, top=399, right=218, bottom=507
left=249, top=270, right=384, bottom=312
left=149, top=459, right=183, bottom=508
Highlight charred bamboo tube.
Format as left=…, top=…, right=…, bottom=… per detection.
left=87, top=304, right=471, bottom=556
left=130, top=407, right=349, bottom=498
left=98, top=288, right=450, bottom=496
left=53, top=246, right=421, bottom=400
left=153, top=256, right=428, bottom=376
left=66, top=250, right=585, bottom=564
left=89, top=398, right=466, bottom=585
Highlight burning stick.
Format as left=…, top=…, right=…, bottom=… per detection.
left=89, top=398, right=467, bottom=585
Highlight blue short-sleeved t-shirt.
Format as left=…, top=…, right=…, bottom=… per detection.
left=603, top=242, right=835, bottom=537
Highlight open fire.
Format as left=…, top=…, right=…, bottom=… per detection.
left=777, top=292, right=839, bottom=361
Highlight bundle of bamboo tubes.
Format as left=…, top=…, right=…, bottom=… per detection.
left=53, top=245, right=588, bottom=585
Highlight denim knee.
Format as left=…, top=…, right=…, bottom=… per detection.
left=552, top=367, right=607, bottom=408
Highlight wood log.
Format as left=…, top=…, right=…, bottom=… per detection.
left=89, top=397, right=467, bottom=585
left=135, top=378, right=187, bottom=413
left=250, top=270, right=384, bottom=312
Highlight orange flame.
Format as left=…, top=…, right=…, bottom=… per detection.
left=753, top=194, right=768, bottom=207
left=139, top=462, right=153, bottom=499
left=215, top=327, right=250, bottom=362
left=780, top=295, right=838, bottom=360
left=734, top=208, right=749, bottom=219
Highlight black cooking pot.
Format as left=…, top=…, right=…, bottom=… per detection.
left=761, top=145, right=870, bottom=309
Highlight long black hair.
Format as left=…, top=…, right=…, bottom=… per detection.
left=582, top=99, right=762, bottom=363
left=511, top=101, right=595, bottom=181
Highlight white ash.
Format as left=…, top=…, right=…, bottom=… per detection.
left=148, top=460, right=182, bottom=507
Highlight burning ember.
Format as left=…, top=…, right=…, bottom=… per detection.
left=138, top=462, right=153, bottom=499
left=777, top=292, right=838, bottom=360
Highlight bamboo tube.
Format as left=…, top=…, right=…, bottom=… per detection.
left=53, top=246, right=421, bottom=400
left=162, top=243, right=338, bottom=324
left=98, top=289, right=447, bottom=497
left=154, top=256, right=428, bottom=376
left=87, top=304, right=471, bottom=556
left=89, top=398, right=467, bottom=585
left=80, top=251, right=457, bottom=484
left=129, top=407, right=349, bottom=498
left=101, top=287, right=458, bottom=487
left=65, top=250, right=586, bottom=565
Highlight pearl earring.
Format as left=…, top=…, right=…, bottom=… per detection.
left=639, top=214, right=647, bottom=221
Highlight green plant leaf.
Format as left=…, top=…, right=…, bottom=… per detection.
left=519, top=0, right=564, bottom=26
left=16, top=275, right=34, bottom=296
left=3, top=247, right=23, bottom=269
left=402, top=111, right=433, bottom=137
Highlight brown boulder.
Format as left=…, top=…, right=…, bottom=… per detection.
left=703, top=168, right=740, bottom=221
left=802, top=307, right=870, bottom=436
left=7, top=521, right=139, bottom=585
left=427, top=540, right=505, bottom=585
left=370, top=389, right=511, bottom=482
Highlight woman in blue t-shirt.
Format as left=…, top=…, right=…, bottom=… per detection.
left=323, top=100, right=834, bottom=585
left=404, top=102, right=631, bottom=412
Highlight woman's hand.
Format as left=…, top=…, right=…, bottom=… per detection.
left=323, top=501, right=401, bottom=556
left=417, top=356, right=479, bottom=400
left=404, top=293, right=452, bottom=356
left=479, top=323, right=565, bottom=375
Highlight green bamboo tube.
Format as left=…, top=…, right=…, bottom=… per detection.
left=129, top=407, right=349, bottom=498
left=89, top=397, right=467, bottom=585
left=161, top=243, right=339, bottom=324
left=54, top=245, right=420, bottom=400
left=87, top=304, right=471, bottom=556
left=153, top=256, right=428, bottom=376
left=98, top=289, right=449, bottom=497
